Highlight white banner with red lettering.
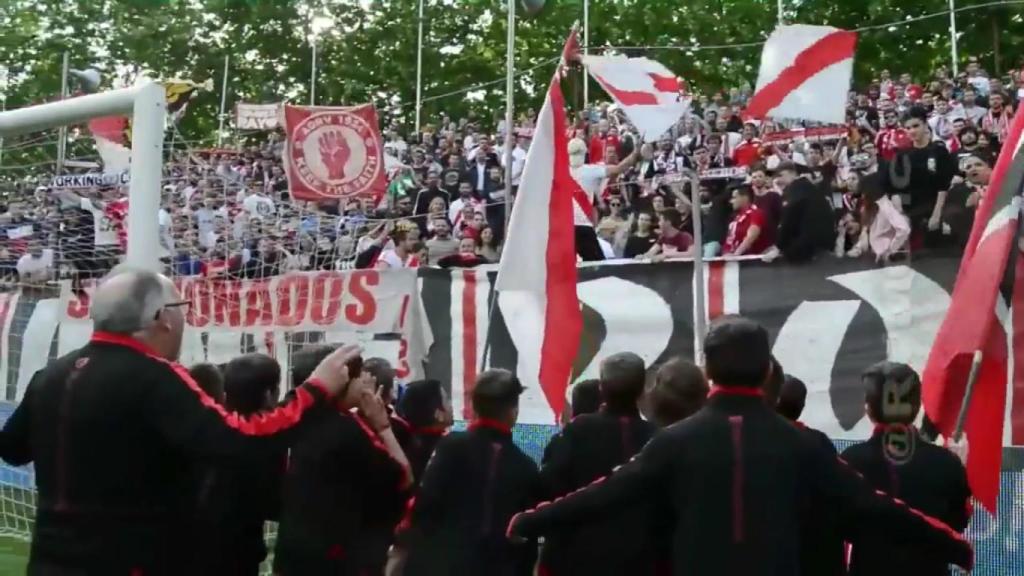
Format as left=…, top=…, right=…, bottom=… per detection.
left=53, top=269, right=430, bottom=385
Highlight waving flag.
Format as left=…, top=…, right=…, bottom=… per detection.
left=923, top=108, right=1024, bottom=514
left=582, top=55, right=689, bottom=142
left=745, top=25, right=857, bottom=124
left=496, top=29, right=583, bottom=422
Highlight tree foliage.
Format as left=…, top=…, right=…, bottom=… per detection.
left=1, top=0, right=1023, bottom=152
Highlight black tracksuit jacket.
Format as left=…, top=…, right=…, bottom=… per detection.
left=273, top=408, right=408, bottom=576
left=0, top=332, right=334, bottom=575
left=397, top=420, right=541, bottom=576
left=509, top=388, right=975, bottom=576
left=793, top=421, right=846, bottom=576
left=405, top=427, right=446, bottom=490
left=538, top=406, right=657, bottom=576
left=841, top=427, right=972, bottom=576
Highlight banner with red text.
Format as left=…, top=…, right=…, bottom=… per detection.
left=283, top=104, right=387, bottom=202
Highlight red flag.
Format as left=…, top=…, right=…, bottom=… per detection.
left=495, top=29, right=583, bottom=422
left=282, top=104, right=387, bottom=202
left=922, top=108, right=1024, bottom=514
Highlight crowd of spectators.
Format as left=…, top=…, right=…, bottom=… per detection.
left=0, top=54, right=1018, bottom=286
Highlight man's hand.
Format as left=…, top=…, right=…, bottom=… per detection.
left=359, top=388, right=392, bottom=432
left=318, top=130, right=352, bottom=181
left=928, top=213, right=941, bottom=231
left=948, top=436, right=969, bottom=466
left=309, top=344, right=363, bottom=396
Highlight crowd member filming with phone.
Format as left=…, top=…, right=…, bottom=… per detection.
left=274, top=345, right=413, bottom=576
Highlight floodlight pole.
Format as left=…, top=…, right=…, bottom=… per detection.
left=217, top=55, right=230, bottom=147
left=56, top=52, right=70, bottom=174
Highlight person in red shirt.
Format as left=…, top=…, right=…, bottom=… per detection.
left=875, top=109, right=911, bottom=162
left=731, top=122, right=763, bottom=167
left=750, top=167, right=782, bottom=248
left=644, top=208, right=694, bottom=261
left=588, top=120, right=620, bottom=164
left=724, top=185, right=773, bottom=256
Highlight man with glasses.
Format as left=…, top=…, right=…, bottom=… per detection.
left=0, top=267, right=361, bottom=574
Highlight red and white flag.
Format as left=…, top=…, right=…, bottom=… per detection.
left=582, top=55, right=690, bottom=141
left=87, top=116, right=132, bottom=175
left=496, top=30, right=583, bottom=422
left=282, top=103, right=387, bottom=202
left=745, top=24, right=857, bottom=125
left=923, top=108, right=1024, bottom=514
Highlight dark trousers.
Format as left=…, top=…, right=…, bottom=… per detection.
left=575, top=225, right=605, bottom=262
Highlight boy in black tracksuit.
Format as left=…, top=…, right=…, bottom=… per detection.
left=508, top=317, right=975, bottom=576
left=274, top=346, right=413, bottom=576
left=394, top=369, right=540, bottom=576
left=538, top=353, right=657, bottom=576
left=396, top=379, right=454, bottom=487
left=776, top=374, right=846, bottom=576
left=841, top=361, right=972, bottom=576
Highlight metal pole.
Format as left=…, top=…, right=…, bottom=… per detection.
left=582, top=0, right=589, bottom=109
left=689, top=174, right=707, bottom=364
left=310, top=40, right=318, bottom=106
left=952, top=350, right=984, bottom=441
left=217, top=55, right=230, bottom=147
left=503, top=0, right=515, bottom=235
left=56, top=52, right=70, bottom=174
left=777, top=0, right=784, bottom=23
left=414, top=0, right=425, bottom=134
left=948, top=0, right=960, bottom=75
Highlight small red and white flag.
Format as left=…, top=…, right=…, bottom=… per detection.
left=745, top=24, right=857, bottom=125
left=88, top=116, right=132, bottom=175
left=496, top=30, right=583, bottom=422
left=582, top=55, right=690, bottom=141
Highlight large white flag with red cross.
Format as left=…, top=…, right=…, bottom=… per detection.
left=582, top=55, right=690, bottom=142
left=745, top=24, right=858, bottom=125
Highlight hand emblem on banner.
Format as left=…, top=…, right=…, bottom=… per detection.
left=319, top=130, right=352, bottom=181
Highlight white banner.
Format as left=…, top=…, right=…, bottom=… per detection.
left=236, top=102, right=281, bottom=130
left=51, top=172, right=130, bottom=189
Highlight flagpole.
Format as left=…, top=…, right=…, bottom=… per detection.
left=582, top=0, right=589, bottom=109
left=310, top=40, right=318, bottom=106
left=56, top=52, right=70, bottom=175
left=503, top=0, right=515, bottom=235
left=948, top=0, right=960, bottom=75
left=217, top=54, right=230, bottom=147
left=952, top=350, right=984, bottom=441
left=414, top=0, right=425, bottom=134
left=689, top=173, right=707, bottom=364
left=777, top=0, right=784, bottom=23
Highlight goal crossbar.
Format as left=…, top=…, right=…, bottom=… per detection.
left=0, top=82, right=166, bottom=270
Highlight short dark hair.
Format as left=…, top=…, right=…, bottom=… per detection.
left=570, top=379, right=602, bottom=418
left=732, top=185, right=755, bottom=203
left=647, top=357, right=708, bottom=427
left=364, top=357, right=396, bottom=400
left=777, top=375, right=807, bottom=421
left=660, top=207, right=683, bottom=229
left=472, top=369, right=524, bottom=420
left=290, top=344, right=339, bottom=389
left=807, top=143, right=824, bottom=154
left=763, top=356, right=785, bottom=405
left=776, top=161, right=799, bottom=175
left=902, top=106, right=929, bottom=125
left=397, top=379, right=445, bottom=429
left=599, top=352, right=647, bottom=410
left=189, top=363, right=224, bottom=404
left=704, top=315, right=771, bottom=388
left=223, top=353, right=281, bottom=416
left=863, top=361, right=921, bottom=425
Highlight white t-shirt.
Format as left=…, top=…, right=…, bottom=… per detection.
left=570, top=164, right=608, bottom=227
left=17, top=249, right=54, bottom=281
left=158, top=208, right=174, bottom=258
left=79, top=198, right=120, bottom=246
left=376, top=249, right=411, bottom=269
left=243, top=194, right=276, bottom=218
left=195, top=208, right=217, bottom=238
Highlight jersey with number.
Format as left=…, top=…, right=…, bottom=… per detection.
left=80, top=197, right=127, bottom=248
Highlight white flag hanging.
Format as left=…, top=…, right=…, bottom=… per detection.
left=582, top=55, right=690, bottom=142
left=745, top=24, right=858, bottom=124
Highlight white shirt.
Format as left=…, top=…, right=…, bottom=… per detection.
left=376, top=249, right=410, bottom=269
left=597, top=237, right=616, bottom=259
left=570, top=164, right=608, bottom=227
left=195, top=208, right=217, bottom=238
left=505, top=146, right=528, bottom=186
left=449, top=197, right=484, bottom=229
left=16, top=249, right=54, bottom=282
left=158, top=208, right=174, bottom=259
left=79, top=198, right=119, bottom=246
left=243, top=194, right=276, bottom=218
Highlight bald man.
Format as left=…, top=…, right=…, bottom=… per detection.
left=0, top=268, right=362, bottom=575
